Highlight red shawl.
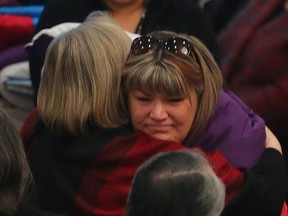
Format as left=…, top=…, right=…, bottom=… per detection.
left=21, top=109, right=243, bottom=215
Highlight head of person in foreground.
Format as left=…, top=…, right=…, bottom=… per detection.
left=125, top=149, right=225, bottom=216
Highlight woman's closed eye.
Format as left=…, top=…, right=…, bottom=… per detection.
left=135, top=96, right=152, bottom=102
left=167, top=97, right=185, bottom=103
left=131, top=91, right=152, bottom=102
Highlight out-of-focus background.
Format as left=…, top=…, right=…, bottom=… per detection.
left=0, top=1, right=45, bottom=129
left=0, top=96, right=31, bottom=129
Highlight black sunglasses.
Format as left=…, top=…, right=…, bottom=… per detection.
left=129, top=36, right=196, bottom=57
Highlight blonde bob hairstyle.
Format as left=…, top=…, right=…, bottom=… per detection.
left=122, top=31, right=223, bottom=141
left=38, top=12, right=132, bottom=136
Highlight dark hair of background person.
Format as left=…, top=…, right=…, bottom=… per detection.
left=0, top=108, right=33, bottom=215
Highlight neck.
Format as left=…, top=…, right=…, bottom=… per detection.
left=105, top=0, right=145, bottom=33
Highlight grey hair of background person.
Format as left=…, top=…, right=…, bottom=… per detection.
left=125, top=149, right=225, bottom=216
left=37, top=11, right=132, bottom=136
left=0, top=108, right=33, bottom=214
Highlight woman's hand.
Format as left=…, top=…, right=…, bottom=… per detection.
left=265, top=126, right=282, bottom=154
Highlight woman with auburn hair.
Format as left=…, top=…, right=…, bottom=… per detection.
left=123, top=31, right=264, bottom=168
left=122, top=31, right=287, bottom=215
left=123, top=32, right=222, bottom=141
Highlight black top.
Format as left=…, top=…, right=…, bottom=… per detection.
left=203, top=0, right=250, bottom=35
left=0, top=203, right=64, bottom=216
left=223, top=148, right=287, bottom=216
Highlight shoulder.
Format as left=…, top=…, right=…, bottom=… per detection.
left=186, top=89, right=266, bottom=168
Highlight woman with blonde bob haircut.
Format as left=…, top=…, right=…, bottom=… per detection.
left=21, top=12, right=140, bottom=215
left=38, top=12, right=131, bottom=136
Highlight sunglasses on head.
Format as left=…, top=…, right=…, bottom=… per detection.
left=129, top=35, right=196, bottom=57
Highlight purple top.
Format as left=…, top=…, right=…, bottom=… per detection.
left=0, top=44, right=28, bottom=69
left=184, top=89, right=266, bottom=169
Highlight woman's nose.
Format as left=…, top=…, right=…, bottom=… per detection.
left=149, top=102, right=168, bottom=120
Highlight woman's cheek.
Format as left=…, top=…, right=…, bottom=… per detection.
left=130, top=109, right=143, bottom=129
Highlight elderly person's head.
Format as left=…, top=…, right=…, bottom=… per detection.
left=126, top=149, right=225, bottom=216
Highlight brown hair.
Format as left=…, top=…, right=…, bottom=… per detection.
left=123, top=31, right=223, bottom=140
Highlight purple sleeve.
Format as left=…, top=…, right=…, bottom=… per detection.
left=184, top=89, right=266, bottom=169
